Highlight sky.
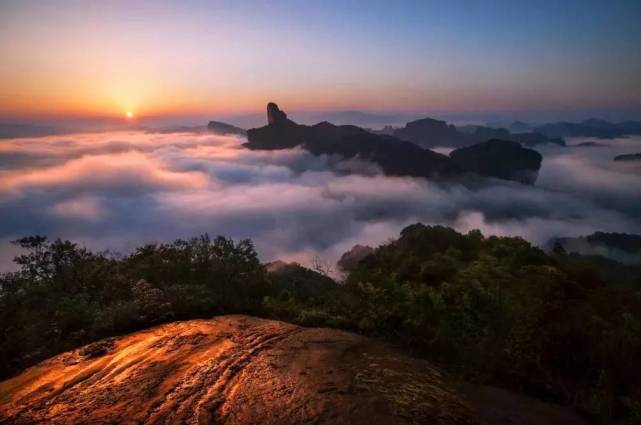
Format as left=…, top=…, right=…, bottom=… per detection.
left=1, top=0, right=641, bottom=122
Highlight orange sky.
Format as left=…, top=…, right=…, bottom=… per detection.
left=1, top=1, right=640, bottom=120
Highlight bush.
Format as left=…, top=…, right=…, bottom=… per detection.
left=0, top=234, right=270, bottom=379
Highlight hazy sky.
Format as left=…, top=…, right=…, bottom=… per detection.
left=1, top=0, right=640, bottom=119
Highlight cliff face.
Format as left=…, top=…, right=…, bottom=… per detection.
left=0, top=315, right=477, bottom=425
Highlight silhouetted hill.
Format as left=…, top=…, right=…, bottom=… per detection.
left=449, top=139, right=543, bottom=184
left=614, top=153, right=641, bottom=162
left=509, top=120, right=532, bottom=132
left=470, top=127, right=564, bottom=147
left=246, top=103, right=549, bottom=184
left=392, top=118, right=563, bottom=148
left=535, top=119, right=641, bottom=138
left=246, top=103, right=461, bottom=179
left=572, top=141, right=606, bottom=147
left=207, top=120, right=246, bottom=136
left=392, top=117, right=468, bottom=147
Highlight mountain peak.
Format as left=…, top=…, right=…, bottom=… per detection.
left=267, top=102, right=288, bottom=125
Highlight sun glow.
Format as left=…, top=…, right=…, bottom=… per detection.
left=126, top=111, right=134, bottom=119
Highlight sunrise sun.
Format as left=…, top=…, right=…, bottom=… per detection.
left=125, top=111, right=134, bottom=119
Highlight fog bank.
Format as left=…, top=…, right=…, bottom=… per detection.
left=1, top=131, right=640, bottom=271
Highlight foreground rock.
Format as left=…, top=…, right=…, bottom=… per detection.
left=0, top=315, right=477, bottom=425
left=449, top=139, right=542, bottom=184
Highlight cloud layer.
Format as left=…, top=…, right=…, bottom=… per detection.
left=1, top=131, right=640, bottom=272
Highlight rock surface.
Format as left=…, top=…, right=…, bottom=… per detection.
left=449, top=139, right=542, bottom=184
left=0, top=315, right=477, bottom=425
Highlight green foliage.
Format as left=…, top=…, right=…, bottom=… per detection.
left=0, top=234, right=269, bottom=379
left=335, top=224, right=641, bottom=421
left=261, top=224, right=641, bottom=422
left=2, top=225, right=641, bottom=422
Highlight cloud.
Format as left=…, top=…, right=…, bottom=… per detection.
left=0, top=131, right=640, bottom=272
left=50, top=196, right=105, bottom=222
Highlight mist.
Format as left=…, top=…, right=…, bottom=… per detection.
left=1, top=131, right=640, bottom=272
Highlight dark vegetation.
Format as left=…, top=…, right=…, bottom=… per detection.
left=2, top=225, right=641, bottom=422
left=0, top=235, right=269, bottom=379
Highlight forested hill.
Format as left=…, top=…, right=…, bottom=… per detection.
left=1, top=225, right=641, bottom=422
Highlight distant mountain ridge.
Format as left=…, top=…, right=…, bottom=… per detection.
left=534, top=118, right=641, bottom=138
left=553, top=231, right=641, bottom=265
left=246, top=102, right=544, bottom=184
left=389, top=118, right=563, bottom=148
left=450, top=139, right=543, bottom=185
left=246, top=103, right=461, bottom=179
left=614, top=153, right=641, bottom=162
left=207, top=120, right=246, bottom=136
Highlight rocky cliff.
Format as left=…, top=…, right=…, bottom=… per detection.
left=0, top=315, right=477, bottom=424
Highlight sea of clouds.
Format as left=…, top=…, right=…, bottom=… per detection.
left=1, top=131, right=640, bottom=272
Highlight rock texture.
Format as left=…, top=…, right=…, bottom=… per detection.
left=449, top=139, right=542, bottom=184
left=0, top=315, right=477, bottom=425
left=392, top=120, right=563, bottom=148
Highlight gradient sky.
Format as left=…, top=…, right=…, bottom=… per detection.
left=1, top=0, right=640, bottom=120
